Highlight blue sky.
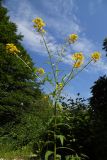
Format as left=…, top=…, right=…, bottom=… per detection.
left=4, top=0, right=107, bottom=99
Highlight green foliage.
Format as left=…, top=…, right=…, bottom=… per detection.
left=56, top=135, right=65, bottom=146
left=34, top=96, right=90, bottom=159
left=0, top=3, right=39, bottom=126
left=103, top=38, right=107, bottom=53
left=65, top=154, right=81, bottom=160
left=45, top=150, right=54, bottom=160
left=90, top=75, right=107, bottom=119
left=0, top=2, right=53, bottom=158
left=0, top=142, right=33, bottom=159
left=90, top=75, right=107, bottom=160
left=1, top=1, right=107, bottom=160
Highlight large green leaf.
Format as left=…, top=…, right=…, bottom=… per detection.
left=56, top=135, right=65, bottom=146
left=45, top=150, right=53, bottom=160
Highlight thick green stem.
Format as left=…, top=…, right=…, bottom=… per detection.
left=54, top=140, right=56, bottom=160
left=54, top=100, right=57, bottom=160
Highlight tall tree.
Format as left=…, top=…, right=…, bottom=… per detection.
left=103, top=38, right=107, bottom=54
left=0, top=0, right=41, bottom=126
left=90, top=75, right=107, bottom=160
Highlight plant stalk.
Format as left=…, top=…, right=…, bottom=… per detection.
left=54, top=100, right=57, bottom=160
left=41, top=34, right=57, bottom=84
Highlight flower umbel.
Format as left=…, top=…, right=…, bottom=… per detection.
left=32, top=17, right=46, bottom=33
left=68, top=34, right=78, bottom=43
left=72, top=52, right=84, bottom=61
left=73, top=60, right=83, bottom=68
left=91, top=51, right=101, bottom=62
left=6, top=43, right=20, bottom=54
left=72, top=52, right=84, bottom=68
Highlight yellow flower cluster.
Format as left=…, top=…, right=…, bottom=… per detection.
left=68, top=34, right=78, bottom=43
left=36, top=68, right=45, bottom=75
left=32, top=17, right=46, bottom=33
left=73, top=60, right=83, bottom=68
left=72, top=52, right=84, bottom=68
left=72, top=52, right=84, bottom=61
left=6, top=43, right=20, bottom=54
left=43, top=95, right=48, bottom=100
left=91, top=51, right=101, bottom=62
left=56, top=83, right=63, bottom=90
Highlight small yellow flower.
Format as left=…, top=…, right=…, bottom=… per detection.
left=41, top=29, right=46, bottom=33
left=72, top=52, right=84, bottom=61
left=91, top=51, right=101, bottom=62
left=73, top=60, right=83, bottom=68
left=36, top=68, right=45, bottom=75
left=56, top=83, right=63, bottom=90
left=43, top=95, right=48, bottom=100
left=6, top=43, right=20, bottom=54
left=72, top=52, right=84, bottom=68
left=68, top=34, right=78, bottom=43
left=32, top=17, right=46, bottom=32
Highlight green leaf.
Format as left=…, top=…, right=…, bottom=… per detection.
left=65, top=154, right=81, bottom=160
left=56, top=135, right=65, bottom=146
left=56, top=154, right=61, bottom=160
left=33, top=67, right=37, bottom=74
left=54, top=123, right=71, bottom=129
left=56, top=147, right=75, bottom=153
left=45, top=150, right=53, bottom=160
left=80, top=153, right=89, bottom=159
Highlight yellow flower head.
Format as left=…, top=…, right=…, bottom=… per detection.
left=36, top=68, right=45, bottom=75
left=73, top=60, right=83, bottom=68
left=6, top=43, right=20, bottom=54
left=68, top=34, right=78, bottom=43
left=72, top=52, right=84, bottom=61
left=56, top=83, right=63, bottom=90
left=32, top=17, right=46, bottom=32
left=91, top=51, right=101, bottom=62
left=43, top=95, right=48, bottom=100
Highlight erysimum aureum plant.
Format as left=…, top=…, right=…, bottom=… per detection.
left=6, top=17, right=101, bottom=160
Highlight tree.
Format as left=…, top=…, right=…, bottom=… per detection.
left=0, top=1, right=53, bottom=157
left=103, top=38, right=107, bottom=54
left=90, top=75, right=107, bottom=160
left=0, top=0, right=41, bottom=126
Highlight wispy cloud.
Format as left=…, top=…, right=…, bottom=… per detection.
left=89, top=0, right=104, bottom=15
left=4, top=0, right=107, bottom=74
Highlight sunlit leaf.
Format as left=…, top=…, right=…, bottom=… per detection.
left=45, top=150, right=53, bottom=160
left=56, top=135, right=65, bottom=146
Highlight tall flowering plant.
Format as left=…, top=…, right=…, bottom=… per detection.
left=6, top=17, right=101, bottom=160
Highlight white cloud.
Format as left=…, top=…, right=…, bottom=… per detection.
left=89, top=0, right=104, bottom=15
left=16, top=21, right=43, bottom=53
left=72, top=38, right=95, bottom=54
left=90, top=59, right=107, bottom=73
left=4, top=0, right=107, bottom=74
left=16, top=20, right=58, bottom=55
